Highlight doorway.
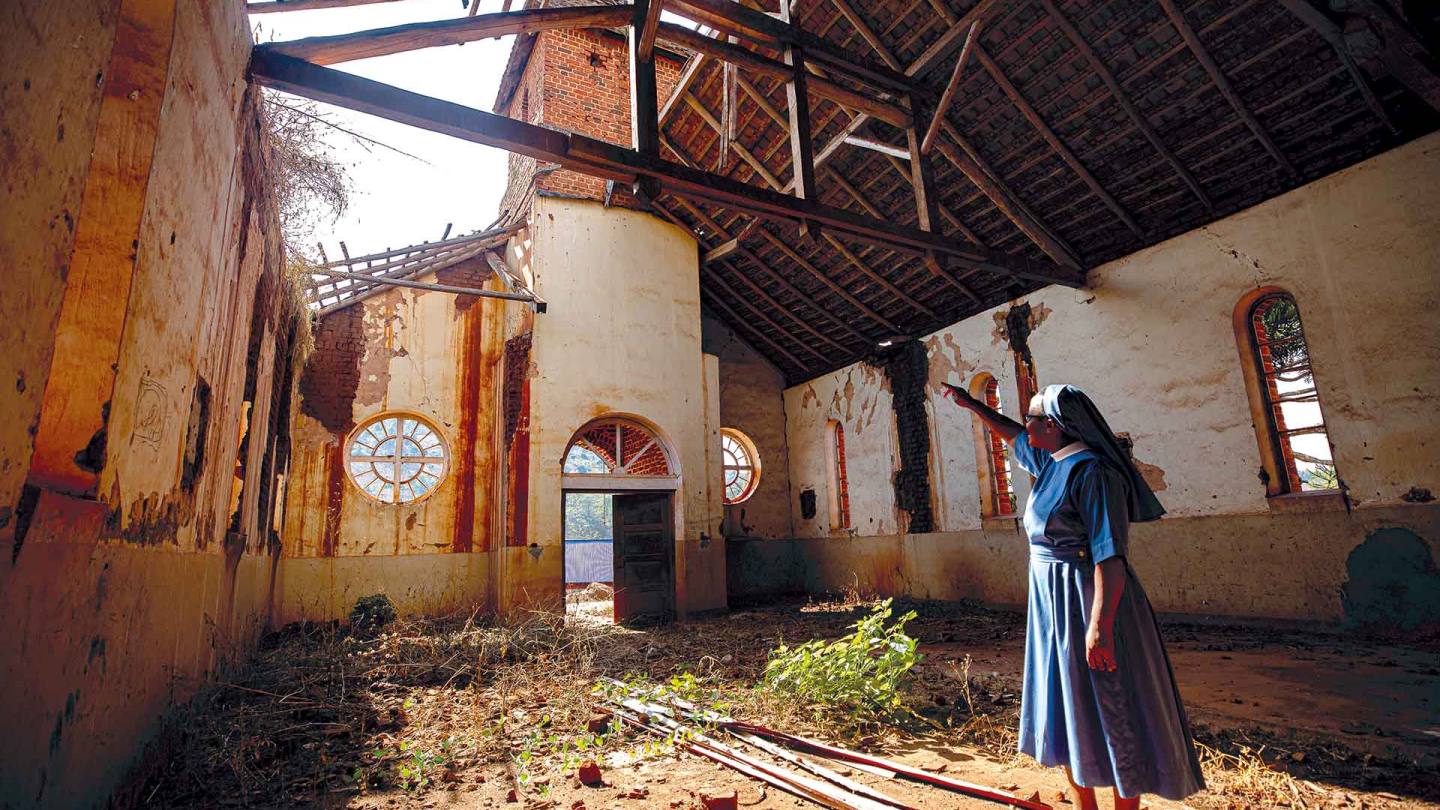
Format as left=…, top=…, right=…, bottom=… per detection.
left=561, top=416, right=680, bottom=626
left=563, top=490, right=675, bottom=627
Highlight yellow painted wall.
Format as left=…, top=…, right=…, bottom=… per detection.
left=513, top=196, right=725, bottom=617
left=0, top=2, right=299, bottom=805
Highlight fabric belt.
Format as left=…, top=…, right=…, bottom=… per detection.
left=1029, top=544, right=1092, bottom=565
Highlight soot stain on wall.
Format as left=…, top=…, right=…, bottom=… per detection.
left=1341, top=527, right=1440, bottom=634
left=868, top=340, right=934, bottom=535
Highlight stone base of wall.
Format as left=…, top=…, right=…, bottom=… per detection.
left=729, top=504, right=1440, bottom=629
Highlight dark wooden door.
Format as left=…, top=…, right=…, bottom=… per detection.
left=612, top=492, right=674, bottom=626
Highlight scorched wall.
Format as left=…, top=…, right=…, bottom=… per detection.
left=736, top=133, right=1440, bottom=628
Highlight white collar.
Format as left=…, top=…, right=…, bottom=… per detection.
left=1051, top=441, right=1090, bottom=462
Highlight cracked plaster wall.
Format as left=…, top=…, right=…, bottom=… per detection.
left=773, top=133, right=1440, bottom=622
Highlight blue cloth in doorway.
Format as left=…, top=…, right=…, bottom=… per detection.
left=1011, top=430, right=1205, bottom=800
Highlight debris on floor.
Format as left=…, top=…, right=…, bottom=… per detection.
left=131, top=597, right=1440, bottom=809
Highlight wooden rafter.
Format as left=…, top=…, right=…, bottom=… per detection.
left=936, top=124, right=1080, bottom=268
left=827, top=0, right=904, bottom=72
left=701, top=288, right=809, bottom=369
left=974, top=44, right=1144, bottom=238
left=657, top=24, right=912, bottom=127
left=669, top=198, right=869, bottom=347
left=1157, top=0, right=1298, bottom=179
left=753, top=227, right=902, bottom=333
left=920, top=19, right=980, bottom=156
left=821, top=233, right=938, bottom=320
left=904, top=0, right=1008, bottom=79
left=808, top=1, right=1077, bottom=268
left=1274, top=0, right=1396, bottom=132
left=247, top=0, right=406, bottom=12
left=665, top=0, right=919, bottom=95
left=1038, top=0, right=1213, bottom=213
left=249, top=51, right=1083, bottom=286
left=265, top=6, right=633, bottom=64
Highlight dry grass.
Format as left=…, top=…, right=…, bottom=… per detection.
left=134, top=597, right=1437, bottom=809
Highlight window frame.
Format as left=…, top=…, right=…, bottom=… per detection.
left=344, top=410, right=450, bottom=505
left=825, top=419, right=852, bottom=531
left=720, top=428, right=761, bottom=505
left=969, top=373, right=1017, bottom=518
left=1233, top=287, right=1339, bottom=498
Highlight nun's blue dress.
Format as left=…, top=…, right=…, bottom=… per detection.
left=1011, top=431, right=1205, bottom=800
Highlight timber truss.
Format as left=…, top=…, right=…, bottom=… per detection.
left=250, top=0, right=1438, bottom=382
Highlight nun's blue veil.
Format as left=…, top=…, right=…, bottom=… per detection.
left=1040, top=384, right=1166, bottom=523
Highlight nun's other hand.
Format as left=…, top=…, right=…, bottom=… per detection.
left=1086, top=624, right=1118, bottom=673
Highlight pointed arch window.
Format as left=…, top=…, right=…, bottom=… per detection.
left=1238, top=290, right=1339, bottom=494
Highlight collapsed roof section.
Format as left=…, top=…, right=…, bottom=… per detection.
left=302, top=222, right=541, bottom=315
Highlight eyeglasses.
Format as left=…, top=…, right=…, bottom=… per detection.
left=1023, top=413, right=1048, bottom=426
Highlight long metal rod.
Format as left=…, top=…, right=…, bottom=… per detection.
left=308, top=266, right=543, bottom=305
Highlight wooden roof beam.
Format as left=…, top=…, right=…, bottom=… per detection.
left=806, top=0, right=1076, bottom=269
left=827, top=0, right=904, bottom=72
left=752, top=227, right=904, bottom=333
left=920, top=19, right=980, bottom=156
left=250, top=50, right=1082, bottom=287
left=657, top=24, right=912, bottom=127
left=247, top=0, right=407, bottom=12
left=665, top=0, right=920, bottom=95
left=905, top=0, right=1008, bottom=79
left=1157, top=0, right=1298, bottom=180
left=974, top=44, right=1144, bottom=239
left=261, top=5, right=634, bottom=64
left=1275, top=0, right=1397, bottom=130
left=635, top=0, right=665, bottom=63
left=669, top=198, right=868, bottom=348
left=1039, top=0, right=1213, bottom=214
left=701, top=287, right=810, bottom=369
left=936, top=124, right=1081, bottom=269
left=821, top=233, right=939, bottom=320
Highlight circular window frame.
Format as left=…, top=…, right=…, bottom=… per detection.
left=721, top=428, right=761, bottom=505
left=344, top=411, right=451, bottom=505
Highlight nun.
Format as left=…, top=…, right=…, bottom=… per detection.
left=942, top=382, right=1205, bottom=809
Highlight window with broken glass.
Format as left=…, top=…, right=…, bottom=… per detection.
left=1249, top=293, right=1338, bottom=492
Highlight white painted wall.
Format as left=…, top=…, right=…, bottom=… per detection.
left=523, top=196, right=725, bottom=614
left=787, top=133, right=1440, bottom=535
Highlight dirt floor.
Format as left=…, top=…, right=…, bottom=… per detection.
left=132, top=594, right=1440, bottom=809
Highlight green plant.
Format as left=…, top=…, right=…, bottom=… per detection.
left=395, top=737, right=453, bottom=792
left=762, top=599, right=921, bottom=724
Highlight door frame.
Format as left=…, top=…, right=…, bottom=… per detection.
left=561, top=485, right=677, bottom=623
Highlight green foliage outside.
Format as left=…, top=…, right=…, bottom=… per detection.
left=762, top=599, right=921, bottom=724
left=565, top=492, right=612, bottom=541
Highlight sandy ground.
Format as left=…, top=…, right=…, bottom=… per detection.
left=135, top=595, right=1439, bottom=810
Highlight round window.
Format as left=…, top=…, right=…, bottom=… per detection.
left=721, top=429, right=761, bottom=504
left=346, top=413, right=449, bottom=504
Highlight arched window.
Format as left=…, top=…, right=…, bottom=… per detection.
left=1236, top=290, right=1338, bottom=494
left=720, top=428, right=761, bottom=504
left=826, top=420, right=851, bottom=530
left=562, top=417, right=676, bottom=486
left=970, top=374, right=1016, bottom=517
left=346, top=412, right=448, bottom=504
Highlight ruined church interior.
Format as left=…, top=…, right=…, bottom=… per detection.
left=3, top=0, right=1439, bottom=806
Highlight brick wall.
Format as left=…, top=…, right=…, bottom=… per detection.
left=298, top=305, right=364, bottom=436
left=500, top=28, right=684, bottom=212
